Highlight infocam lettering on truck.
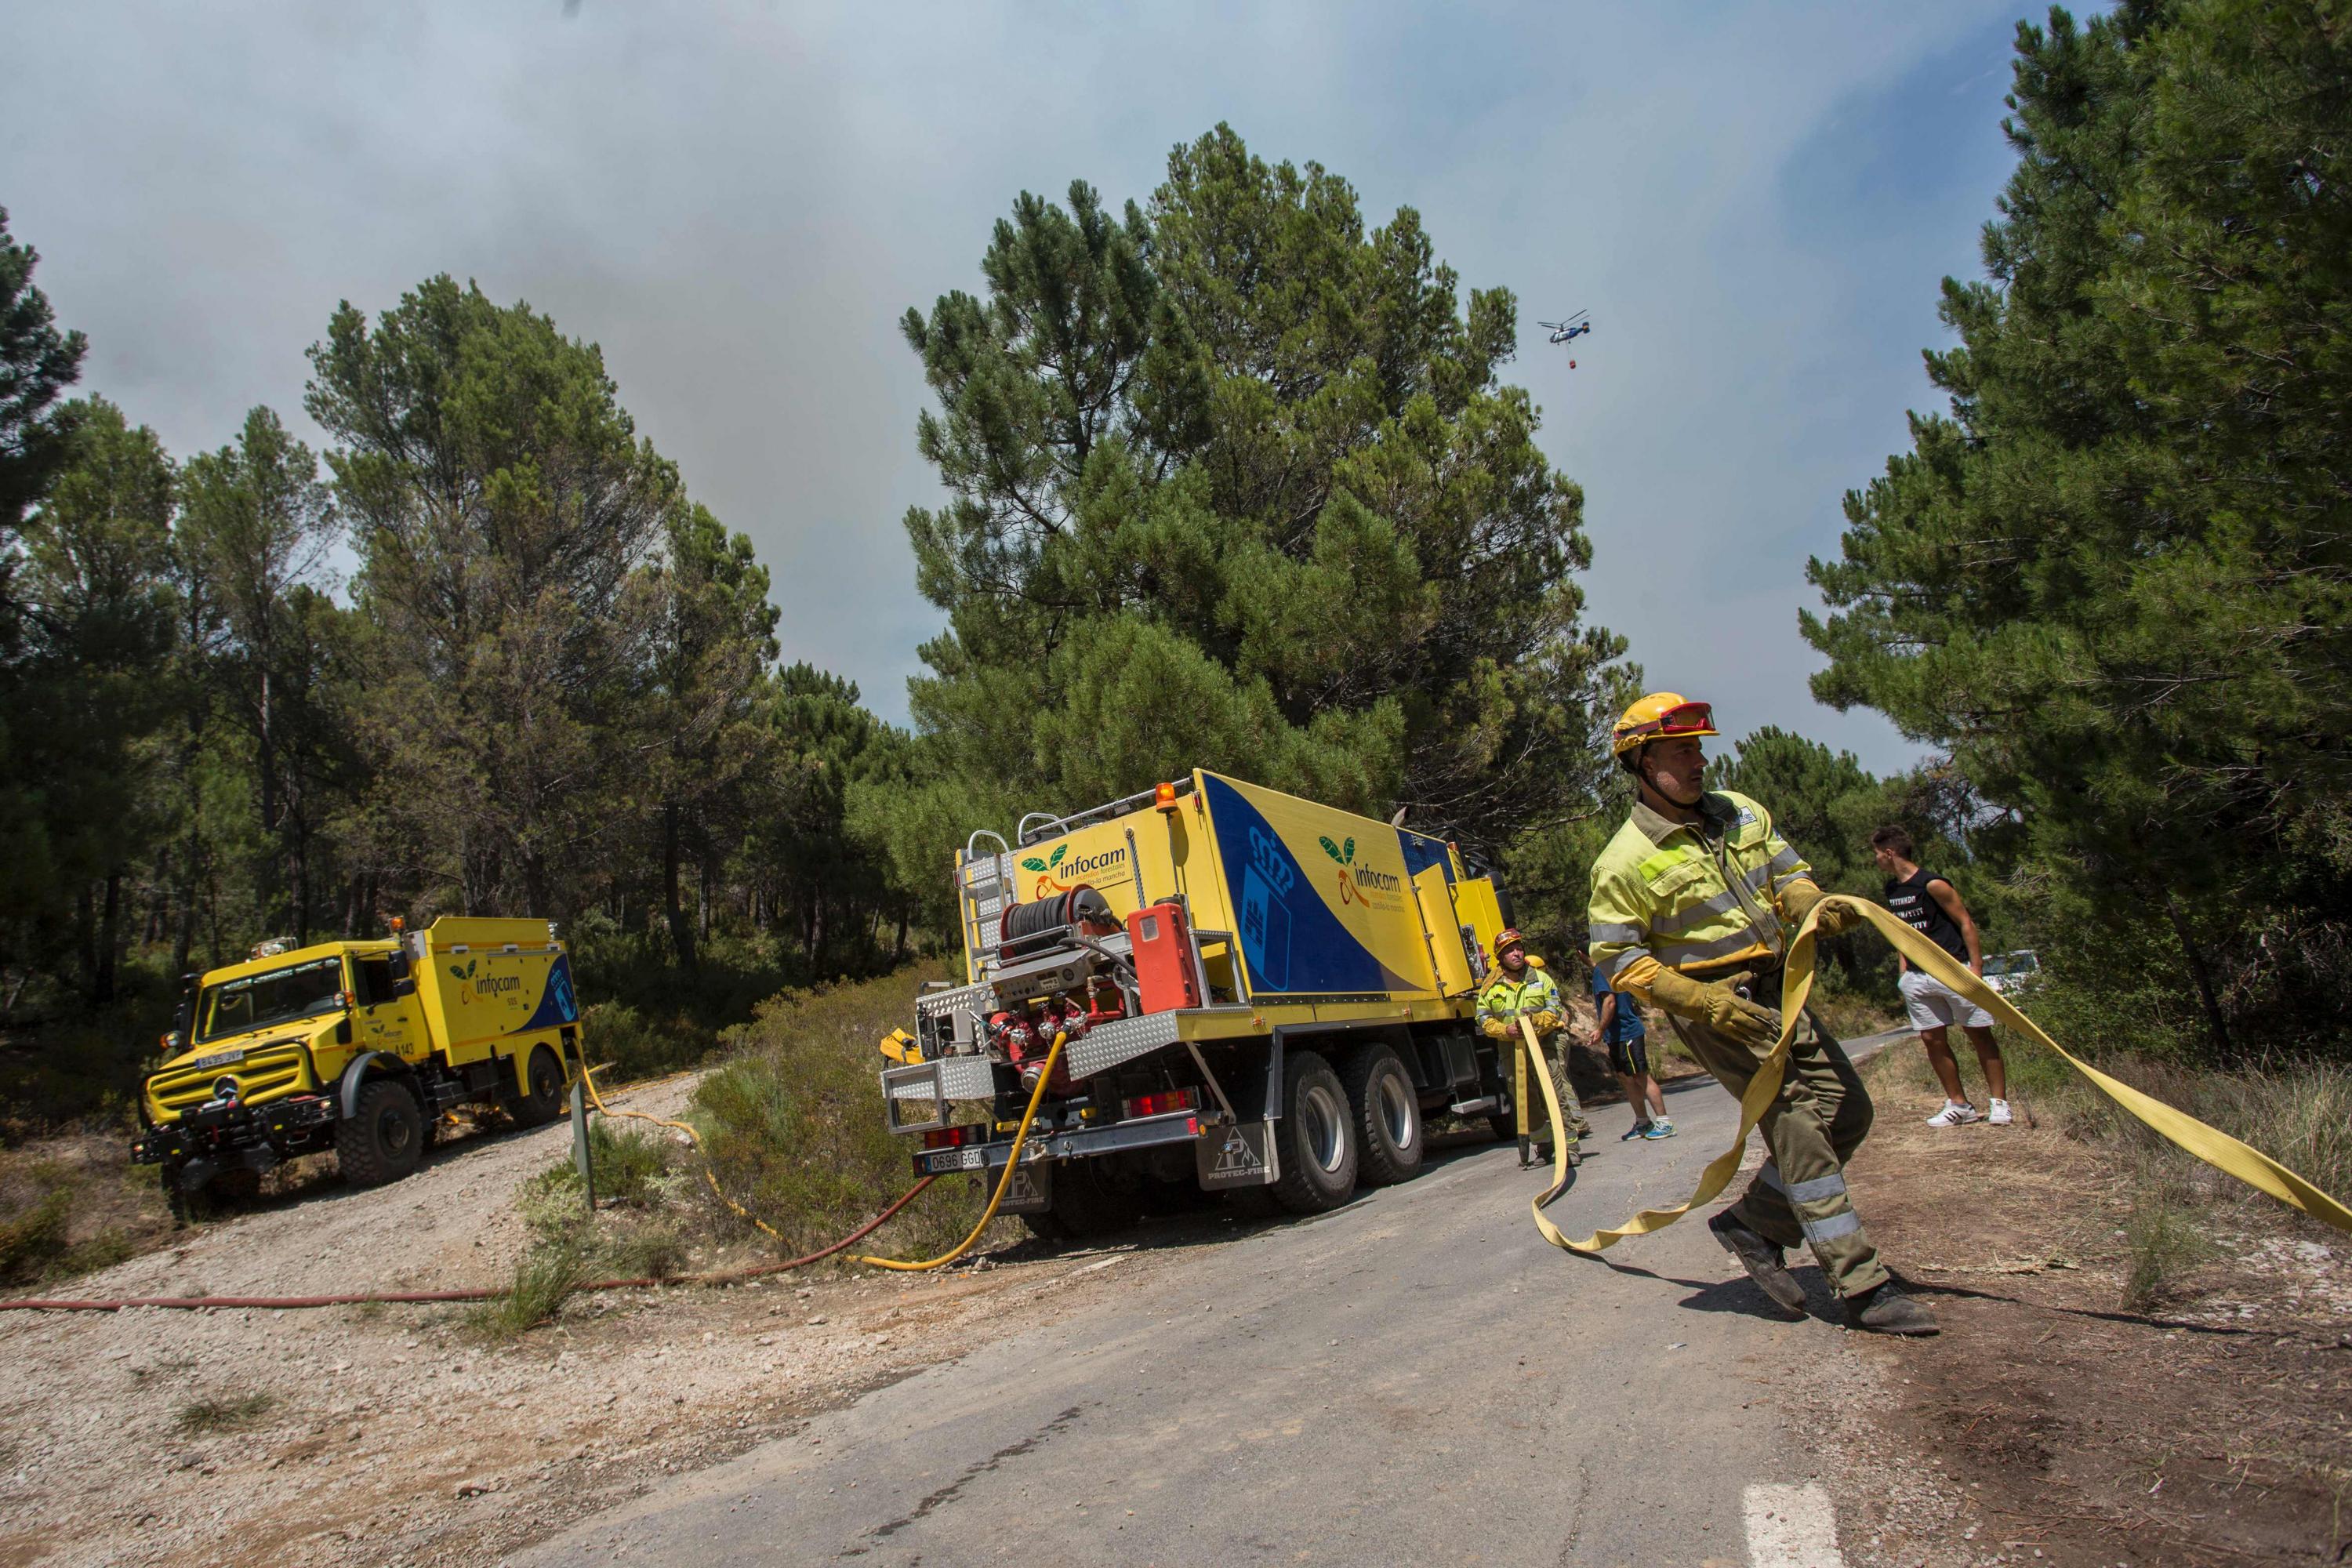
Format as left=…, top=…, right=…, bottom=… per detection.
left=873, top=771, right=1525, bottom=1236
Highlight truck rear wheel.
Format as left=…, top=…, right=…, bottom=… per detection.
left=1272, top=1050, right=1357, bottom=1214
left=1341, top=1045, right=1424, bottom=1187
left=337, top=1078, right=425, bottom=1187
left=511, top=1045, right=566, bottom=1129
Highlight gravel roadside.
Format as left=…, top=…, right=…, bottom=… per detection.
left=0, top=1074, right=1166, bottom=1568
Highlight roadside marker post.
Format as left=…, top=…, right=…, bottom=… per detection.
left=570, top=1076, right=596, bottom=1212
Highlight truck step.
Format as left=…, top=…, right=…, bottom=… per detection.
left=1450, top=1096, right=1498, bottom=1116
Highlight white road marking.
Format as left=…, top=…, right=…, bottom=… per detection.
left=1743, top=1481, right=1846, bottom=1568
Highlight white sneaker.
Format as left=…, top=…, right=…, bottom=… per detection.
left=1925, top=1101, right=1980, bottom=1127
left=1987, top=1098, right=2013, bottom=1125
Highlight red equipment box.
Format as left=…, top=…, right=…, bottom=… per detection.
left=1126, top=901, right=1203, bottom=1013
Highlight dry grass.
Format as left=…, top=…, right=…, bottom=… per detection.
left=173, top=1392, right=277, bottom=1436
left=464, top=1243, right=592, bottom=1340
left=1870, top=1025, right=2351, bottom=1308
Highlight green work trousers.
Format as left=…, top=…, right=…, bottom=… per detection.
left=1667, top=1001, right=1888, bottom=1298
left=1520, top=1030, right=1591, bottom=1141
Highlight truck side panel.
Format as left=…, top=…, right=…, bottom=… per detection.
left=411, top=917, right=580, bottom=1066
left=1195, top=772, right=1439, bottom=1005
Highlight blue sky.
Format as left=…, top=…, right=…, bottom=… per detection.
left=3, top=2, right=2031, bottom=776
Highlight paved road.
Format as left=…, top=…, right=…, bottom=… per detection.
left=522, top=1040, right=1912, bottom=1568
left=515, top=1034, right=1910, bottom=1561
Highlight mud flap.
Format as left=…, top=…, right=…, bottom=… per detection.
left=978, top=1159, right=1051, bottom=1214
left=1196, top=1120, right=1280, bottom=1189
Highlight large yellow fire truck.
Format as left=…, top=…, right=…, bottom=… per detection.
left=877, top=772, right=1523, bottom=1236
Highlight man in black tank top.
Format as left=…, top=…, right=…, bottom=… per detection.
left=1871, top=826, right=2010, bottom=1127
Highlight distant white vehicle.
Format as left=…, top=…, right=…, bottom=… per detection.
left=1981, top=949, right=2042, bottom=996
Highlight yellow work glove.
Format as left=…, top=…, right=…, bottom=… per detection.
left=1479, top=1016, right=1512, bottom=1041
left=1779, top=880, right=1857, bottom=936
left=1528, top=1009, right=1564, bottom=1036
left=1647, top=968, right=1782, bottom=1054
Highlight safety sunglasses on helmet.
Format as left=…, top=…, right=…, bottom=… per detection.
left=1629, top=701, right=1714, bottom=741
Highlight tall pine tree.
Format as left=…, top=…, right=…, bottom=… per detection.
left=876, top=126, right=1621, bottom=885
left=1804, top=0, right=2352, bottom=1051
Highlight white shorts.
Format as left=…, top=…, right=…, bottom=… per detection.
left=1900, top=967, right=1994, bottom=1032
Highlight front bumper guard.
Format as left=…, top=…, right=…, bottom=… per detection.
left=131, top=1093, right=338, bottom=1178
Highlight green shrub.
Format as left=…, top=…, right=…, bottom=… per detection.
left=532, top=1119, right=671, bottom=1208
left=0, top=1189, right=72, bottom=1284
left=466, top=1243, right=590, bottom=1338
left=579, top=1000, right=716, bottom=1082
left=690, top=960, right=1003, bottom=1261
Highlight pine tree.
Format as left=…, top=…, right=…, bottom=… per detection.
left=7, top=399, right=177, bottom=1000
left=307, top=276, right=681, bottom=920
left=879, top=126, right=1621, bottom=883
left=1803, top=0, right=2352, bottom=1051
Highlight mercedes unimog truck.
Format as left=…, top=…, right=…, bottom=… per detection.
left=875, top=771, right=1524, bottom=1236
left=130, top=917, right=584, bottom=1216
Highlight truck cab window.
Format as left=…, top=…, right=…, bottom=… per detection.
left=354, top=956, right=398, bottom=1008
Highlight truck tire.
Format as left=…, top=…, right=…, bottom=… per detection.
left=511, top=1045, right=566, bottom=1129
left=1271, top=1050, right=1357, bottom=1214
left=161, top=1164, right=202, bottom=1227
left=337, top=1077, right=425, bottom=1188
left=1341, top=1045, right=1424, bottom=1186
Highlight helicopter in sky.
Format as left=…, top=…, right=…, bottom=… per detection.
left=1536, top=310, right=1591, bottom=368
left=1537, top=310, right=1592, bottom=347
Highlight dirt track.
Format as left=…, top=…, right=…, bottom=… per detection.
left=0, top=1075, right=1169, bottom=1568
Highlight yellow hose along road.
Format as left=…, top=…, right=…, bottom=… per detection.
left=1526, top=895, right=2352, bottom=1256
left=854, top=1029, right=1069, bottom=1272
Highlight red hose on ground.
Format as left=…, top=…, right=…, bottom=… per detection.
left=0, top=1174, right=939, bottom=1315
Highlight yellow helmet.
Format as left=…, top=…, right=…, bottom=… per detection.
left=1611, top=691, right=1718, bottom=757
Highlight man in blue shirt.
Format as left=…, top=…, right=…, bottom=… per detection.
left=1592, top=960, right=1672, bottom=1140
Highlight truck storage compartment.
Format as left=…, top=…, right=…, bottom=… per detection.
left=1127, top=902, right=1202, bottom=1012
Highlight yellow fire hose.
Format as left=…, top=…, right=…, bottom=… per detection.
left=1522, top=1018, right=1576, bottom=1210
left=852, top=1029, right=1069, bottom=1272
left=1526, top=895, right=2352, bottom=1255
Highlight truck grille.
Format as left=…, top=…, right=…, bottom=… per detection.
left=151, top=1042, right=310, bottom=1117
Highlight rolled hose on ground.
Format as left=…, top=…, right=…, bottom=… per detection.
left=1526, top=895, right=2352, bottom=1256
left=0, top=1065, right=946, bottom=1315
left=851, top=1029, right=1068, bottom=1272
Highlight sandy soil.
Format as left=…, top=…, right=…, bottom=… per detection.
left=1797, top=1057, right=2352, bottom=1568
left=0, top=1074, right=1173, bottom=1568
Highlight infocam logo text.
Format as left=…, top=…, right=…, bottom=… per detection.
left=1319, top=835, right=1401, bottom=902
left=1020, top=841, right=1129, bottom=898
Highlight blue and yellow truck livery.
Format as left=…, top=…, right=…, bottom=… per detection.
left=879, top=771, right=1521, bottom=1234
left=131, top=917, right=583, bottom=1214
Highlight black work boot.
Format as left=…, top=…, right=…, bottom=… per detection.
left=1843, top=1282, right=1939, bottom=1336
left=1708, top=1210, right=1807, bottom=1316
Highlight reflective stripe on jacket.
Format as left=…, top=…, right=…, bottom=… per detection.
left=1477, top=965, right=1563, bottom=1030
left=1584, top=789, right=1817, bottom=1002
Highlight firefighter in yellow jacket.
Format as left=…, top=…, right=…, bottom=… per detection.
left=1478, top=929, right=1593, bottom=1159
left=1586, top=692, right=1936, bottom=1335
